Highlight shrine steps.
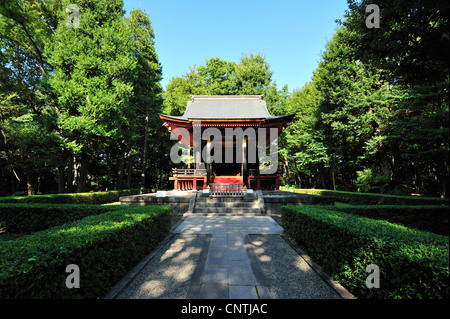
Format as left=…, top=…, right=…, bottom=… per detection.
left=193, top=192, right=262, bottom=215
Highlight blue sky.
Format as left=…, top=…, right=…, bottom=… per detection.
left=123, top=0, right=349, bottom=92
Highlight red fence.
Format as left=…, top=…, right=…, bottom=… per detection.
left=210, top=183, right=245, bottom=197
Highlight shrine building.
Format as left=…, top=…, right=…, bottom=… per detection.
left=159, top=95, right=294, bottom=192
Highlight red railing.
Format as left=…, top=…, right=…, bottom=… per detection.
left=210, top=183, right=245, bottom=197
left=172, top=168, right=207, bottom=176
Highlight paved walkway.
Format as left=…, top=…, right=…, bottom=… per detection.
left=107, top=215, right=348, bottom=299
left=175, top=215, right=282, bottom=299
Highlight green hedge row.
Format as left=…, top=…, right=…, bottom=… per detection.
left=0, top=205, right=172, bottom=298
left=0, top=203, right=123, bottom=233
left=332, top=204, right=449, bottom=236
left=283, top=188, right=449, bottom=205
left=0, top=189, right=152, bottom=205
left=281, top=205, right=449, bottom=299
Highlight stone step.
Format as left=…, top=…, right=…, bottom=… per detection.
left=196, top=196, right=257, bottom=203
left=194, top=201, right=259, bottom=208
left=193, top=207, right=261, bottom=215
left=192, top=213, right=262, bottom=216
left=197, top=192, right=257, bottom=197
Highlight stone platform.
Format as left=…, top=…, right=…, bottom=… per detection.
left=119, top=189, right=334, bottom=216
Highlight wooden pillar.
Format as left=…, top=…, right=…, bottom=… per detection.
left=193, top=178, right=197, bottom=190
left=187, top=147, right=191, bottom=169
left=206, top=140, right=211, bottom=187
left=242, top=137, right=248, bottom=187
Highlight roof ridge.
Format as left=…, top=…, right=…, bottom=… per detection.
left=190, top=95, right=263, bottom=102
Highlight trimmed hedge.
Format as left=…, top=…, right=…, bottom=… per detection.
left=0, top=203, right=123, bottom=233
left=0, top=205, right=172, bottom=298
left=282, top=187, right=449, bottom=205
left=332, top=204, right=449, bottom=236
left=281, top=205, right=449, bottom=299
left=0, top=189, right=152, bottom=205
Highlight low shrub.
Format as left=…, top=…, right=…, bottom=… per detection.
left=0, top=189, right=152, bottom=205
left=356, top=168, right=389, bottom=194
left=332, top=204, right=449, bottom=236
left=282, top=187, right=449, bottom=205
left=0, top=203, right=122, bottom=233
left=281, top=205, right=449, bottom=299
left=0, top=205, right=172, bottom=298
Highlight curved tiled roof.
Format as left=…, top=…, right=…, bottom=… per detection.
left=159, top=95, right=294, bottom=123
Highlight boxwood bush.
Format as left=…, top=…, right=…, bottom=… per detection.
left=0, top=203, right=123, bottom=233
left=0, top=189, right=152, bottom=205
left=331, top=204, right=449, bottom=236
left=281, top=205, right=449, bottom=299
left=282, top=187, right=449, bottom=205
left=0, top=205, right=172, bottom=298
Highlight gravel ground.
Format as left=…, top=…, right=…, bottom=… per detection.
left=248, top=234, right=341, bottom=299
left=115, top=233, right=209, bottom=299
left=110, top=214, right=348, bottom=300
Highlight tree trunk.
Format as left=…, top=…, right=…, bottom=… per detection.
left=67, top=156, right=75, bottom=193
left=77, top=155, right=88, bottom=193
left=117, top=151, right=125, bottom=189
left=141, top=116, right=149, bottom=190
left=283, top=155, right=291, bottom=185
left=126, top=152, right=133, bottom=189
left=10, top=169, right=16, bottom=194
left=58, top=156, right=66, bottom=193
left=342, top=132, right=348, bottom=185
left=320, top=165, right=326, bottom=189
left=332, top=167, right=336, bottom=191
left=26, top=174, right=36, bottom=195
left=436, top=156, right=447, bottom=198
left=293, top=161, right=302, bottom=188
left=381, top=153, right=391, bottom=180
left=73, top=157, right=79, bottom=191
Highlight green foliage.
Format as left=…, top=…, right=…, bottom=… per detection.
left=231, top=52, right=273, bottom=95
left=197, top=58, right=237, bottom=95
left=356, top=169, right=389, bottom=194
left=0, top=205, right=172, bottom=298
left=278, top=2, right=449, bottom=197
left=1, top=0, right=448, bottom=199
left=281, top=205, right=449, bottom=299
left=1, top=1, right=165, bottom=195
left=332, top=204, right=449, bottom=236
left=284, top=187, right=449, bottom=205
left=343, top=0, right=449, bottom=86
left=0, top=203, right=122, bottom=233
left=162, top=52, right=276, bottom=116
left=45, top=0, right=136, bottom=156
left=341, top=0, right=449, bottom=197
left=0, top=189, right=147, bottom=204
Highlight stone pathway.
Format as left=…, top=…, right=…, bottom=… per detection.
left=174, top=215, right=283, bottom=299
left=107, top=214, right=346, bottom=300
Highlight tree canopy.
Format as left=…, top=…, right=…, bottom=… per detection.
left=0, top=0, right=448, bottom=198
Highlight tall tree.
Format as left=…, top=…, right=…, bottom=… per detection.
left=310, top=27, right=392, bottom=191
left=343, top=0, right=448, bottom=86
left=124, top=8, right=163, bottom=190
left=45, top=0, right=136, bottom=192
left=344, top=0, right=449, bottom=197
left=0, top=0, right=62, bottom=194
left=231, top=52, right=273, bottom=96
left=197, top=58, right=236, bottom=95
left=163, top=53, right=276, bottom=116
